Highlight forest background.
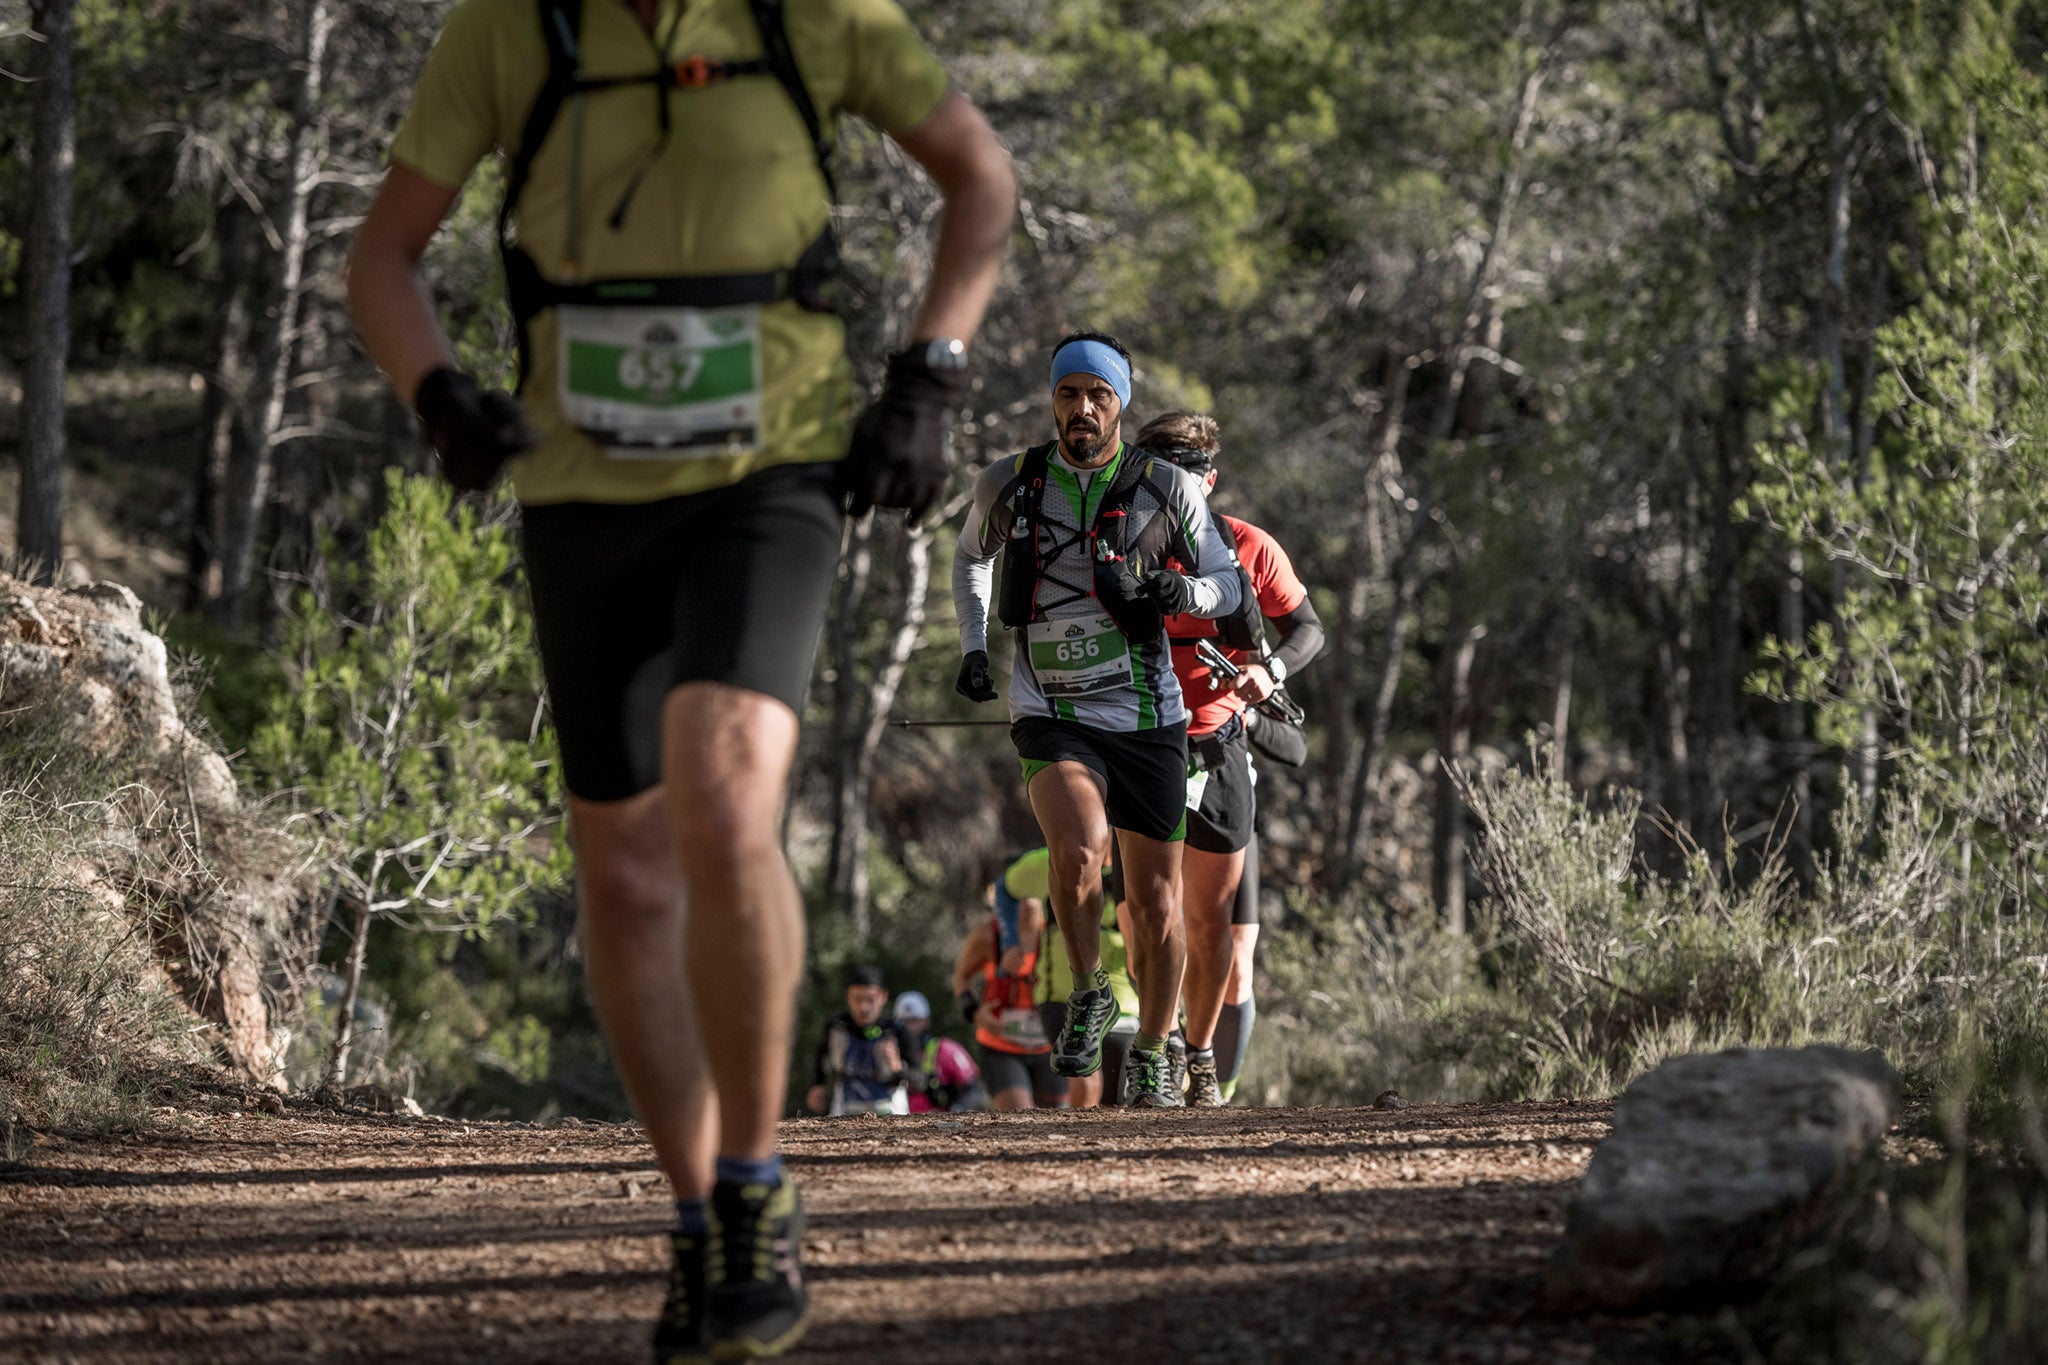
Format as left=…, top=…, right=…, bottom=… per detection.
left=5, top=0, right=2048, bottom=1288
left=8, top=0, right=2048, bottom=1352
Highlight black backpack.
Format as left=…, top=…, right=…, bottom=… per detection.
left=1205, top=515, right=1268, bottom=654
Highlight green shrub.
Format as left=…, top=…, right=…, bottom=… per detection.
left=248, top=471, right=571, bottom=1089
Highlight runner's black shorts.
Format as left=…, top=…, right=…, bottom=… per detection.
left=1013, top=716, right=1188, bottom=843
left=1186, top=718, right=1256, bottom=855
left=520, top=462, right=843, bottom=802
left=976, top=1044, right=1066, bottom=1107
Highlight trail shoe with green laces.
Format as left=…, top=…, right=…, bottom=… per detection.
left=1052, top=987, right=1118, bottom=1077
left=1184, top=1046, right=1223, bottom=1107
left=653, top=1230, right=711, bottom=1365
left=1121, top=1044, right=1187, bottom=1108
left=707, top=1177, right=809, bottom=1360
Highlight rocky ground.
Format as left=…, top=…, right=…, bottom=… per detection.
left=1, top=1100, right=1735, bottom=1364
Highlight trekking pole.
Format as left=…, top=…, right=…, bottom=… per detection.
left=887, top=718, right=1013, bottom=728
left=1194, top=639, right=1307, bottom=725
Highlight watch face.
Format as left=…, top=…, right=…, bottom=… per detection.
left=924, top=338, right=969, bottom=370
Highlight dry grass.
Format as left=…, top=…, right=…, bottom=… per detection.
left=1255, top=754, right=2048, bottom=1362
left=0, top=712, right=202, bottom=1142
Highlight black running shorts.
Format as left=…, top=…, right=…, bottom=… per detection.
left=1013, top=716, right=1189, bottom=843
left=1186, top=720, right=1256, bottom=855
left=976, top=1043, right=1065, bottom=1107
left=520, top=463, right=844, bottom=802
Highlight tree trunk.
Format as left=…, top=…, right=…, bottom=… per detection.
left=328, top=897, right=373, bottom=1086
left=826, top=517, right=876, bottom=912
left=1549, top=620, right=1574, bottom=780
left=186, top=194, right=259, bottom=612
left=1692, top=7, right=1766, bottom=856
left=1328, top=48, right=1546, bottom=890
left=1336, top=497, right=1426, bottom=883
left=845, top=527, right=935, bottom=930
left=213, top=0, right=333, bottom=628
left=1778, top=546, right=1813, bottom=881
left=1432, top=625, right=1483, bottom=934
left=1322, top=351, right=1410, bottom=886
left=16, top=0, right=77, bottom=586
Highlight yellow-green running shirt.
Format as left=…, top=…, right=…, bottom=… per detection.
left=389, top=0, right=950, bottom=504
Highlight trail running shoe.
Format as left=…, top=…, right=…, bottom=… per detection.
left=1121, top=1044, right=1186, bottom=1108
left=707, top=1177, right=809, bottom=1361
left=1052, top=987, right=1118, bottom=1077
left=1185, top=1047, right=1222, bottom=1107
left=1167, top=1030, right=1189, bottom=1096
left=653, top=1230, right=711, bottom=1365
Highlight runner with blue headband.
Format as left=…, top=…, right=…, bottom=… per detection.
left=950, top=330, right=1243, bottom=1108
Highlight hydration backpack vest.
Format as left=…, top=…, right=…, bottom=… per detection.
left=992, top=441, right=1185, bottom=643
left=1205, top=516, right=1266, bottom=653
left=499, top=0, right=840, bottom=390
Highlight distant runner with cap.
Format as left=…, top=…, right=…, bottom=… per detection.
left=892, top=992, right=985, bottom=1113
left=1137, top=412, right=1324, bottom=1106
left=951, top=333, right=1242, bottom=1108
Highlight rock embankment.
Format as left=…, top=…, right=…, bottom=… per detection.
left=0, top=573, right=307, bottom=1084
left=1548, top=1044, right=1900, bottom=1310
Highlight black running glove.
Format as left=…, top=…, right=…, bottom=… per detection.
left=956, top=649, right=997, bottom=703
left=957, top=989, right=982, bottom=1026
left=413, top=368, right=537, bottom=493
left=842, top=346, right=968, bottom=524
left=1097, top=555, right=1146, bottom=609
left=1141, top=570, right=1199, bottom=617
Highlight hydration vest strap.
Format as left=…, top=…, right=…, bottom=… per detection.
left=996, top=442, right=1184, bottom=637
left=748, top=0, right=838, bottom=201
left=1208, top=516, right=1265, bottom=653
left=504, top=225, right=838, bottom=322
left=995, top=443, right=1056, bottom=628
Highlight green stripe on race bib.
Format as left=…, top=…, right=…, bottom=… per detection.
left=563, top=338, right=755, bottom=408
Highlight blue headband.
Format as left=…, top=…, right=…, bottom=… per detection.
left=1049, top=340, right=1132, bottom=408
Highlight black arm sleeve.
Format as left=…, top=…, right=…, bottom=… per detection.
left=1269, top=598, right=1326, bottom=678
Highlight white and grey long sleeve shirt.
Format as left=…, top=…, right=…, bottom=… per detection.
left=952, top=442, right=1240, bottom=732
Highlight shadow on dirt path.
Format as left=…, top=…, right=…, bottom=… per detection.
left=0, top=1099, right=1722, bottom=1363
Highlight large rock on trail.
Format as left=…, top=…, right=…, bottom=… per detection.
left=1548, top=1044, right=1899, bottom=1311
left=0, top=573, right=307, bottom=1085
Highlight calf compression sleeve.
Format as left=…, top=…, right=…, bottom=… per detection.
left=1215, top=997, right=1256, bottom=1085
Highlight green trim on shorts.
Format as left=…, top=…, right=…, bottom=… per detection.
left=1130, top=646, right=1157, bottom=729
left=1021, top=756, right=1055, bottom=784
left=1170, top=807, right=1187, bottom=842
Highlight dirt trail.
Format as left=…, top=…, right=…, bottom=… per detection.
left=2, top=1099, right=1694, bottom=1363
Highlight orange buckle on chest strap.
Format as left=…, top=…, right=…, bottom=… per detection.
left=673, top=54, right=720, bottom=87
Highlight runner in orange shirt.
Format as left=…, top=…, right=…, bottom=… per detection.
left=1137, top=413, right=1324, bottom=1106
left=950, top=898, right=1066, bottom=1109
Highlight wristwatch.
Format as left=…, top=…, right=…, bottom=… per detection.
left=917, top=337, right=969, bottom=371
left=1266, top=655, right=1288, bottom=685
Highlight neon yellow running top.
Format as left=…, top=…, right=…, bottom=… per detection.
left=1002, top=849, right=1138, bottom=1020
